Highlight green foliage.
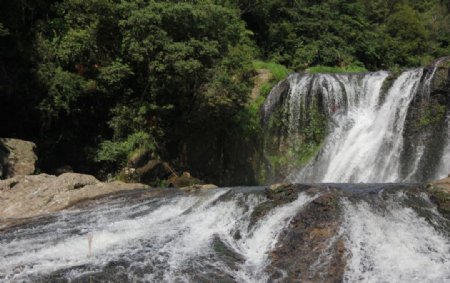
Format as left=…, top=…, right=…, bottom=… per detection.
left=264, top=100, right=328, bottom=180
left=306, top=65, right=368, bottom=74
left=96, top=131, right=156, bottom=165
left=240, top=0, right=450, bottom=70
left=418, top=102, right=446, bottom=128
left=197, top=44, right=254, bottom=122
left=234, top=93, right=265, bottom=137
left=253, top=60, right=291, bottom=98
left=39, top=67, right=87, bottom=116
left=267, top=140, right=322, bottom=171
left=1, top=0, right=450, bottom=185
left=29, top=0, right=254, bottom=175
left=304, top=105, right=328, bottom=144
left=253, top=60, right=291, bottom=81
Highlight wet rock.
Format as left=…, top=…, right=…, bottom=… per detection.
left=268, top=190, right=346, bottom=283
left=427, top=176, right=450, bottom=217
left=267, top=183, right=315, bottom=204
left=429, top=57, right=450, bottom=91
left=0, top=138, right=37, bottom=178
left=180, top=183, right=218, bottom=192
left=167, top=171, right=203, bottom=188
left=249, top=184, right=318, bottom=227
left=261, top=78, right=290, bottom=124
left=0, top=173, right=150, bottom=223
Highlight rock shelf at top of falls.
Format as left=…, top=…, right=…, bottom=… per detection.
left=0, top=173, right=151, bottom=229
left=0, top=172, right=220, bottom=229
left=1, top=177, right=450, bottom=282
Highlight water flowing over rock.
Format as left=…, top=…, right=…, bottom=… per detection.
left=0, top=173, right=150, bottom=226
left=262, top=58, right=450, bottom=183
left=0, top=184, right=449, bottom=282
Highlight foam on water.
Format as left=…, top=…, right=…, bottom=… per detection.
left=342, top=198, right=450, bottom=282
left=225, top=193, right=316, bottom=282
left=0, top=190, right=315, bottom=282
left=289, top=69, right=423, bottom=183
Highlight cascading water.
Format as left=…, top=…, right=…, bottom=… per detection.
left=263, top=60, right=450, bottom=183
left=0, top=188, right=316, bottom=282
left=1, top=186, right=449, bottom=282
left=1, top=60, right=449, bottom=283
left=342, top=196, right=450, bottom=283
left=436, top=114, right=450, bottom=179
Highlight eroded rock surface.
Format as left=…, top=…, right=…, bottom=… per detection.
left=0, top=173, right=149, bottom=226
left=0, top=138, right=37, bottom=178
left=427, top=176, right=450, bottom=217
left=268, top=186, right=346, bottom=283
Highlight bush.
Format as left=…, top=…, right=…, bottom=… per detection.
left=95, top=131, right=156, bottom=166
left=306, top=65, right=368, bottom=74
left=253, top=60, right=291, bottom=81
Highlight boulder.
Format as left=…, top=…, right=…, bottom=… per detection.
left=0, top=138, right=37, bottom=178
left=136, top=160, right=174, bottom=184
left=167, top=171, right=203, bottom=188
left=0, top=173, right=150, bottom=222
left=267, top=189, right=346, bottom=282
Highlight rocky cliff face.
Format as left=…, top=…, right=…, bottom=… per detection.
left=401, top=57, right=450, bottom=181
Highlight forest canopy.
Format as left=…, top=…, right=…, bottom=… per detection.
left=0, top=0, right=449, bottom=183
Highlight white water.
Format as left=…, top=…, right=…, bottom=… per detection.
left=262, top=65, right=450, bottom=183
left=342, top=197, right=450, bottom=282
left=0, top=189, right=315, bottom=282
left=287, top=70, right=423, bottom=182
left=436, top=114, right=450, bottom=179
left=1, top=187, right=449, bottom=282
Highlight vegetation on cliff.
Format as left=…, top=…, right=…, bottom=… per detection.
left=1, top=0, right=449, bottom=185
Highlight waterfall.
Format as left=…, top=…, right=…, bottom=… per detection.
left=263, top=62, right=450, bottom=183
left=436, top=114, right=450, bottom=179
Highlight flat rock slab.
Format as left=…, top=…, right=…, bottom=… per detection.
left=0, top=173, right=150, bottom=225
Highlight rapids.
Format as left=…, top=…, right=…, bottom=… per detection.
left=1, top=186, right=449, bottom=282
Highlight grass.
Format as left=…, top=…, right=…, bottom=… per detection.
left=252, top=60, right=292, bottom=97
left=253, top=60, right=291, bottom=81
left=306, top=65, right=367, bottom=74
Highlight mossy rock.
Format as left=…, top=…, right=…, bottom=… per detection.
left=167, top=172, right=203, bottom=188
left=426, top=177, right=450, bottom=218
